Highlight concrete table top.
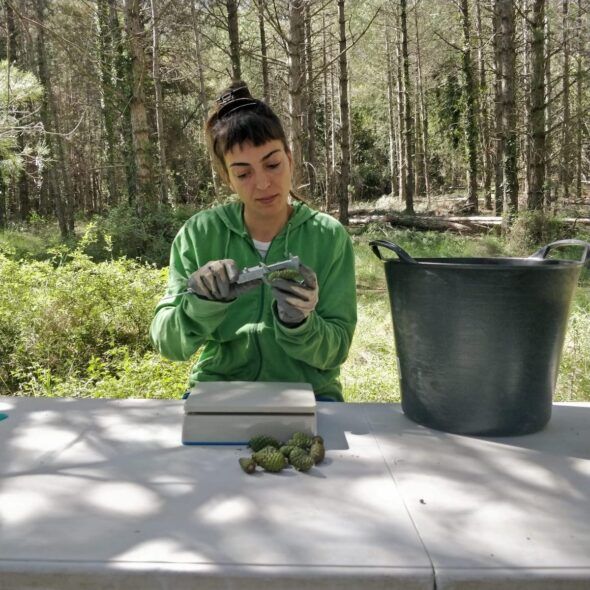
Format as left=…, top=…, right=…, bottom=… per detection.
left=368, top=402, right=590, bottom=589
left=0, top=397, right=432, bottom=590
left=1, top=397, right=589, bottom=590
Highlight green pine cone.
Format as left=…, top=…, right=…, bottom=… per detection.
left=288, top=447, right=305, bottom=461
left=253, top=449, right=287, bottom=472
left=280, top=445, right=295, bottom=458
left=256, top=445, right=281, bottom=455
left=239, top=457, right=257, bottom=474
left=309, top=441, right=325, bottom=464
left=266, top=269, right=304, bottom=283
left=290, top=432, right=313, bottom=449
left=248, top=435, right=281, bottom=452
left=289, top=448, right=314, bottom=472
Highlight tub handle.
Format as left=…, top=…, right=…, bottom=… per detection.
left=369, top=240, right=417, bottom=264
left=530, top=239, right=590, bottom=265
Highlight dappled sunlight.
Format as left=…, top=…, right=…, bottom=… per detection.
left=86, top=481, right=161, bottom=516
left=1, top=486, right=54, bottom=526
left=0, top=398, right=430, bottom=573
left=198, top=495, right=255, bottom=525
left=371, top=404, right=590, bottom=569
left=1, top=397, right=589, bottom=587
left=114, top=538, right=212, bottom=564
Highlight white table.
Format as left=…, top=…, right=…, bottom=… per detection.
left=1, top=397, right=589, bottom=589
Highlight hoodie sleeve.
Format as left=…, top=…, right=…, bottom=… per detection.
left=272, top=227, right=357, bottom=371
left=149, top=221, right=234, bottom=362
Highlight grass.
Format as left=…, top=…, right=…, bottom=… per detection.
left=0, top=221, right=66, bottom=260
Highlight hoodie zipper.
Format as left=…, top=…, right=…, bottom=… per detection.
left=240, top=231, right=266, bottom=382
left=249, top=228, right=286, bottom=382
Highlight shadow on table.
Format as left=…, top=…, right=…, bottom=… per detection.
left=368, top=402, right=590, bottom=571
left=0, top=397, right=428, bottom=581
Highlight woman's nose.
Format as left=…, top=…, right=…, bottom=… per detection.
left=255, top=172, right=271, bottom=190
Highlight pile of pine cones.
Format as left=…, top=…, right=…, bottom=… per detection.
left=239, top=432, right=325, bottom=474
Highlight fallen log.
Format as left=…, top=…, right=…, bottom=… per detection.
left=348, top=214, right=494, bottom=233
left=347, top=213, right=590, bottom=234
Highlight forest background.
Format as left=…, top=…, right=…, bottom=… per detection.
left=1, top=0, right=589, bottom=402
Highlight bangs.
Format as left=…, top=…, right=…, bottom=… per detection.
left=214, top=108, right=287, bottom=159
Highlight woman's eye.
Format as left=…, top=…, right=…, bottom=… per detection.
left=236, top=171, right=250, bottom=179
left=267, top=162, right=280, bottom=169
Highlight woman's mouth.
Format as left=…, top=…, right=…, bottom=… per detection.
left=257, top=194, right=278, bottom=205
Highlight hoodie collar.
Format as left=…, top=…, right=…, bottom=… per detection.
left=214, top=199, right=317, bottom=237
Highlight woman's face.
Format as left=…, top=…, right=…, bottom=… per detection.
left=224, top=139, right=293, bottom=217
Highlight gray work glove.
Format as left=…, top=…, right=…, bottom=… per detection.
left=270, top=263, right=318, bottom=326
left=188, top=259, right=261, bottom=301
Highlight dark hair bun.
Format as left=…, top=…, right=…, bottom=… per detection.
left=215, top=80, right=258, bottom=119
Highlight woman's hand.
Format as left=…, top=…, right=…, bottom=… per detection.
left=188, top=259, right=260, bottom=301
left=270, top=264, right=318, bottom=326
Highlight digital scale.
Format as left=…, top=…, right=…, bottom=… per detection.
left=182, top=381, right=317, bottom=445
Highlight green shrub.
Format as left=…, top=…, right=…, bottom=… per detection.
left=13, top=349, right=191, bottom=399
left=0, top=242, right=180, bottom=394
left=83, top=203, right=196, bottom=266
left=506, top=211, right=569, bottom=256
left=0, top=217, right=64, bottom=261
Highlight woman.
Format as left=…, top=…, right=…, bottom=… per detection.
left=150, top=81, right=357, bottom=401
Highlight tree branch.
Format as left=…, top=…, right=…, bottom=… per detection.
left=308, top=5, right=381, bottom=87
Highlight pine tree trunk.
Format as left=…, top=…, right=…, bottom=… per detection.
left=575, top=0, right=583, bottom=202
left=330, top=23, right=338, bottom=209
left=305, top=4, right=316, bottom=198
left=5, top=0, right=18, bottom=61
left=400, top=0, right=414, bottom=214
left=109, top=0, right=137, bottom=204
left=124, top=0, right=156, bottom=211
left=288, top=0, right=305, bottom=192
left=35, top=0, right=71, bottom=237
left=150, top=0, right=168, bottom=205
left=498, top=0, right=518, bottom=214
left=460, top=0, right=478, bottom=214
left=545, top=14, right=554, bottom=209
left=475, top=0, right=491, bottom=210
left=414, top=97, right=424, bottom=197
left=385, top=19, right=398, bottom=200
left=322, top=13, right=333, bottom=210
left=414, top=5, right=430, bottom=205
left=528, top=0, right=546, bottom=211
left=493, top=1, right=504, bottom=214
left=560, top=0, right=571, bottom=202
left=258, top=1, right=270, bottom=103
left=300, top=8, right=310, bottom=194
left=97, top=0, right=119, bottom=206
left=6, top=0, right=31, bottom=222
left=521, top=0, right=531, bottom=203
left=337, top=0, right=350, bottom=224
left=0, top=177, right=6, bottom=229
left=226, top=0, right=241, bottom=79
left=395, top=6, right=406, bottom=203
left=190, top=0, right=218, bottom=195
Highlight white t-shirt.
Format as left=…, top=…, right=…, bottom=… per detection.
left=252, top=238, right=271, bottom=259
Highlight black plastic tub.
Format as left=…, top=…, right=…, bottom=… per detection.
left=370, top=239, right=590, bottom=436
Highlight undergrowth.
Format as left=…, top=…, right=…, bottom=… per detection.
left=1, top=220, right=589, bottom=403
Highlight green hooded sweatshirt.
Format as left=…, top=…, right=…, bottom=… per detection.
left=150, top=200, right=357, bottom=401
